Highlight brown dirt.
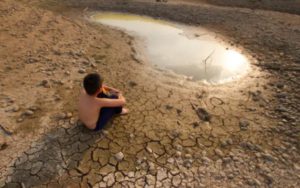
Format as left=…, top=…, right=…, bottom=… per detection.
left=0, top=0, right=299, bottom=187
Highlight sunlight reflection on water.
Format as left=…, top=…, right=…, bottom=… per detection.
left=91, top=12, right=250, bottom=84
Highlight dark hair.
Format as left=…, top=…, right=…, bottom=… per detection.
left=83, top=73, right=103, bottom=95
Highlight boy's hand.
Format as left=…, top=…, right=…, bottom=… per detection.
left=111, top=90, right=120, bottom=96
left=104, top=85, right=120, bottom=93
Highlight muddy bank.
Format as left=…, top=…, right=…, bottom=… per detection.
left=47, top=0, right=300, bottom=67
left=198, top=0, right=300, bottom=15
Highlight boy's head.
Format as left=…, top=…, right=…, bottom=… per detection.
left=83, top=73, right=103, bottom=95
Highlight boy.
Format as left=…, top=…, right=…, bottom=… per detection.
left=78, top=73, right=128, bottom=131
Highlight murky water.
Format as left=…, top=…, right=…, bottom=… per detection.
left=91, top=12, right=250, bottom=83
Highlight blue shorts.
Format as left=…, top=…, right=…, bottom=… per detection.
left=94, top=92, right=122, bottom=131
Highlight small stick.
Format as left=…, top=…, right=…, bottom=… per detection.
left=0, top=124, right=13, bottom=136
left=202, top=50, right=215, bottom=76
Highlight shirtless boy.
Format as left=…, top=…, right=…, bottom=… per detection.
left=78, top=73, right=128, bottom=131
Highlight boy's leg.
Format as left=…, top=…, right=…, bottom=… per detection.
left=94, top=107, right=119, bottom=131
left=94, top=92, right=123, bottom=131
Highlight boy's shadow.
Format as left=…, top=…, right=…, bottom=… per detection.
left=4, top=123, right=102, bottom=187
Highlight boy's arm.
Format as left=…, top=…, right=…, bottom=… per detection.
left=103, top=85, right=120, bottom=93
left=97, top=95, right=126, bottom=108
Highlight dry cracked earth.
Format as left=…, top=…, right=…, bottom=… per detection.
left=0, top=0, right=299, bottom=187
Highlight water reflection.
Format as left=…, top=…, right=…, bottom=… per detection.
left=91, top=12, right=250, bottom=83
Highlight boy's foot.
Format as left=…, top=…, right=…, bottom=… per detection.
left=120, top=108, right=129, bottom=115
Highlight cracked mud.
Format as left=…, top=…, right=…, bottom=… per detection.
left=0, top=0, right=299, bottom=187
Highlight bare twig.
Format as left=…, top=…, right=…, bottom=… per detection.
left=202, top=50, right=215, bottom=76
left=0, top=124, right=12, bottom=136
left=190, top=102, right=211, bottom=122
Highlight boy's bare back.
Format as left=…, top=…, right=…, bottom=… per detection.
left=78, top=90, right=100, bottom=129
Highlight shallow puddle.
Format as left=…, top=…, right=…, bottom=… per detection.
left=91, top=12, right=250, bottom=83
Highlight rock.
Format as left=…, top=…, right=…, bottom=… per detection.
left=56, top=112, right=66, bottom=119
left=91, top=63, right=97, bottom=68
left=102, top=130, right=109, bottom=136
left=69, top=118, right=77, bottom=125
left=175, top=144, right=182, bottom=151
left=294, top=164, right=300, bottom=170
left=222, top=157, right=231, bottom=163
left=192, top=122, right=200, bottom=128
left=129, top=133, right=135, bottom=138
left=276, top=83, right=284, bottom=89
left=239, top=119, right=249, bottom=131
left=246, top=178, right=261, bottom=186
left=128, top=81, right=137, bottom=87
left=185, top=148, right=192, bottom=153
left=78, top=68, right=86, bottom=74
left=240, top=141, right=255, bottom=151
left=54, top=95, right=61, bottom=101
left=220, top=140, right=227, bottom=147
left=169, top=130, right=180, bottom=138
left=29, top=106, right=38, bottom=111
left=40, top=80, right=50, bottom=88
left=275, top=93, right=287, bottom=99
left=184, top=154, right=192, bottom=159
left=176, top=109, right=182, bottom=115
left=136, top=158, right=143, bottom=165
left=66, top=112, right=72, bottom=118
left=202, top=156, right=211, bottom=164
left=227, top=173, right=234, bottom=179
left=275, top=106, right=287, bottom=112
left=262, top=173, right=273, bottom=184
left=147, top=142, right=165, bottom=155
left=175, top=151, right=182, bottom=158
left=114, top=152, right=124, bottom=162
left=255, top=152, right=262, bottom=158
left=0, top=141, right=8, bottom=151
left=262, top=153, right=275, bottom=162
left=146, top=146, right=153, bottom=154
left=52, top=80, right=65, bottom=86
left=17, top=118, right=24, bottom=123
left=183, top=159, right=192, bottom=168
left=12, top=105, right=20, bottom=112
left=165, top=104, right=173, bottom=110
left=227, top=138, right=233, bottom=145
left=214, top=148, right=224, bottom=157
left=24, top=110, right=34, bottom=116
